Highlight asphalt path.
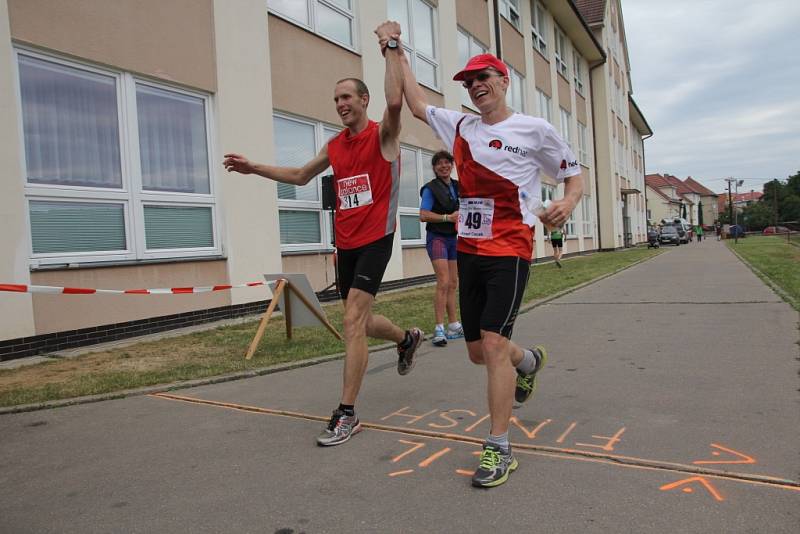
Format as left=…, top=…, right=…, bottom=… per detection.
left=1, top=239, right=798, bottom=533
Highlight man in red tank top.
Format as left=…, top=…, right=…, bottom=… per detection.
left=223, top=21, right=423, bottom=447
left=383, top=28, right=584, bottom=487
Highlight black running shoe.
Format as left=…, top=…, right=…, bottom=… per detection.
left=515, top=345, right=548, bottom=403
left=397, top=327, right=423, bottom=375
left=316, top=409, right=361, bottom=446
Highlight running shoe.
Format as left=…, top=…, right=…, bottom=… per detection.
left=397, top=327, right=423, bottom=375
left=432, top=325, right=447, bottom=346
left=555, top=260, right=562, bottom=268
left=471, top=445, right=518, bottom=488
left=316, top=409, right=361, bottom=446
left=515, top=345, right=548, bottom=403
left=446, top=323, right=464, bottom=340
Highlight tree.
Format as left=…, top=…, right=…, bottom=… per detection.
left=741, top=201, right=772, bottom=230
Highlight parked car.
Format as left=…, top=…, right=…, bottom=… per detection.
left=763, top=226, right=790, bottom=235
left=659, top=225, right=680, bottom=246
left=728, top=225, right=746, bottom=238
left=666, top=223, right=689, bottom=244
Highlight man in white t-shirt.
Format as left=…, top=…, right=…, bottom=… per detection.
left=386, top=37, right=583, bottom=487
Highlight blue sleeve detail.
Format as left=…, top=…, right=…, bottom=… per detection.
left=420, top=187, right=435, bottom=211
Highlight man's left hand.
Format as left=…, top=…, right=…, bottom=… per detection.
left=540, top=199, right=576, bottom=228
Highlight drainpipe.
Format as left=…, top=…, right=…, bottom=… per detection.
left=641, top=131, right=653, bottom=227
left=493, top=0, right=502, bottom=59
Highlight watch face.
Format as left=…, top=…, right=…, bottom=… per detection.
left=387, top=39, right=398, bottom=48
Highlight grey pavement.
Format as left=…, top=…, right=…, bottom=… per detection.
left=1, top=239, right=798, bottom=533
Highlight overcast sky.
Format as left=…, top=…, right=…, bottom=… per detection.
left=623, top=0, right=800, bottom=194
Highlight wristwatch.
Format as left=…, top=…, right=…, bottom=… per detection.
left=386, top=39, right=399, bottom=51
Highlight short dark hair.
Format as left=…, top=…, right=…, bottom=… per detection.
left=431, top=150, right=454, bottom=166
left=336, top=77, right=370, bottom=97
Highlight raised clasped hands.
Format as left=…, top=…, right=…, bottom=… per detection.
left=374, top=20, right=401, bottom=52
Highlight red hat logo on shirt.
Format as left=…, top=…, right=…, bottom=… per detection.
left=489, top=139, right=503, bottom=150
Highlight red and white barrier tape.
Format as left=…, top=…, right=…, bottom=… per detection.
left=0, top=281, right=265, bottom=295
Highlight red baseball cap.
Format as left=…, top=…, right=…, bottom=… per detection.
left=452, top=53, right=509, bottom=81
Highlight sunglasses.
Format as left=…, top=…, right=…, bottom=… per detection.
left=462, top=71, right=504, bottom=89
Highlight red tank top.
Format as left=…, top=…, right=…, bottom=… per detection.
left=327, top=121, right=399, bottom=249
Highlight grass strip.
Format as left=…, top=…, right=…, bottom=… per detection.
left=0, top=247, right=661, bottom=408
left=726, top=236, right=800, bottom=311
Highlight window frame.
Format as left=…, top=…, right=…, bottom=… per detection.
left=499, top=0, right=522, bottom=31
left=559, top=107, right=572, bottom=150
left=393, top=0, right=440, bottom=91
left=267, top=0, right=358, bottom=52
left=581, top=194, right=593, bottom=236
left=554, top=25, right=568, bottom=78
left=398, top=145, right=433, bottom=245
left=577, top=121, right=590, bottom=166
left=536, top=89, right=552, bottom=123
left=15, top=47, right=221, bottom=267
left=531, top=1, right=548, bottom=56
left=505, top=63, right=525, bottom=113
left=457, top=27, right=489, bottom=110
left=573, top=50, right=584, bottom=95
left=274, top=112, right=342, bottom=253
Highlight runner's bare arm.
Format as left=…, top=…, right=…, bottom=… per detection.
left=376, top=21, right=403, bottom=162
left=223, top=145, right=330, bottom=186
left=419, top=209, right=458, bottom=223
left=541, top=174, right=584, bottom=228
left=400, top=45, right=429, bottom=124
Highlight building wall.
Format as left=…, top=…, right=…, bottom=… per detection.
left=8, top=0, right=216, bottom=92
left=0, top=0, right=35, bottom=339
left=0, top=0, right=649, bottom=342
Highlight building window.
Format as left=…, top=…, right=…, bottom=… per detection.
left=559, top=107, right=572, bottom=149
left=565, top=214, right=576, bottom=236
left=268, top=0, right=356, bottom=49
left=499, top=0, right=521, bottom=31
left=18, top=50, right=218, bottom=266
left=389, top=0, right=439, bottom=90
left=274, top=113, right=340, bottom=250
left=573, top=50, right=584, bottom=94
left=398, top=146, right=433, bottom=242
left=531, top=1, right=548, bottom=56
left=505, top=64, right=525, bottom=113
left=541, top=183, right=555, bottom=203
left=582, top=195, right=593, bottom=236
left=536, top=89, right=552, bottom=123
left=457, top=28, right=488, bottom=108
left=554, top=25, right=568, bottom=78
left=577, top=121, right=589, bottom=165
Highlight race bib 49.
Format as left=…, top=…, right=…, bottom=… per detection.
left=458, top=198, right=494, bottom=239
left=337, top=174, right=373, bottom=211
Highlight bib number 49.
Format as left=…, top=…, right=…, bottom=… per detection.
left=457, top=198, right=494, bottom=239
left=464, top=212, right=482, bottom=230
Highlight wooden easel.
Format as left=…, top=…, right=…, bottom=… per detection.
left=245, top=278, right=342, bottom=360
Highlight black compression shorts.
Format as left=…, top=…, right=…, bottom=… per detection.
left=336, top=233, right=394, bottom=300
left=457, top=252, right=531, bottom=342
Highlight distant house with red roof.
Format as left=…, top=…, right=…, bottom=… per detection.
left=645, top=174, right=719, bottom=226
left=717, top=191, right=762, bottom=219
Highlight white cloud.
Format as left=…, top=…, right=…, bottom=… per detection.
left=624, top=0, right=800, bottom=191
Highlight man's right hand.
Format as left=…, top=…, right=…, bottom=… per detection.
left=223, top=153, right=254, bottom=174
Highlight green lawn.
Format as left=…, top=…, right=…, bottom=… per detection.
left=0, top=247, right=661, bottom=407
left=728, top=236, right=800, bottom=310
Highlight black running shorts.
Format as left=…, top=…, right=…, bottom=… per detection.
left=551, top=238, right=563, bottom=248
left=457, top=252, right=531, bottom=342
left=337, top=233, right=394, bottom=300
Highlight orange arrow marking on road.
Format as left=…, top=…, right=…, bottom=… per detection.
left=693, top=443, right=756, bottom=465
left=660, top=476, right=724, bottom=502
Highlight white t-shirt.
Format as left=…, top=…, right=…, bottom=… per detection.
left=425, top=105, right=581, bottom=227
